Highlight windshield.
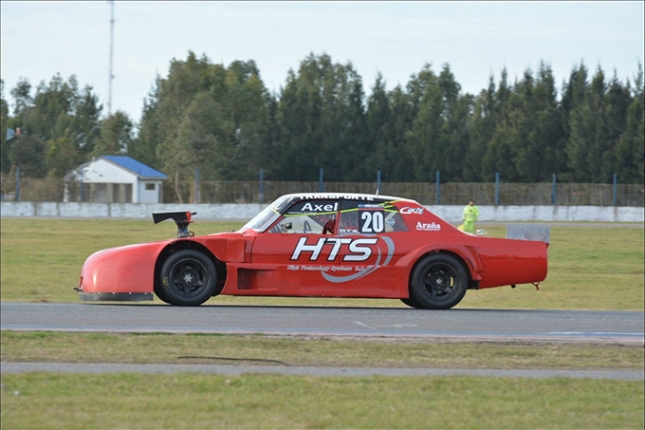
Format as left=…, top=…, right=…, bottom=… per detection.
left=241, top=195, right=295, bottom=231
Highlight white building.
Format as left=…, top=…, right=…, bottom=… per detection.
left=64, top=156, right=168, bottom=204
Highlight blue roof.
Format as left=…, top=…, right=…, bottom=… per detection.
left=101, top=155, right=168, bottom=180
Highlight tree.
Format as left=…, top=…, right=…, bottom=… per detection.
left=47, top=136, right=80, bottom=178
left=484, top=122, right=519, bottom=182
left=615, top=63, right=644, bottom=183
left=532, top=63, right=567, bottom=179
left=273, top=67, right=321, bottom=181
left=219, top=60, right=272, bottom=180
left=9, top=78, right=33, bottom=117
left=465, top=77, right=495, bottom=182
left=562, top=63, right=591, bottom=181
left=406, top=64, right=443, bottom=181
left=566, top=66, right=612, bottom=182
left=4, top=75, right=103, bottom=177
left=1, top=79, right=11, bottom=173
left=600, top=71, right=632, bottom=181
left=438, top=65, right=472, bottom=182
left=72, top=85, right=103, bottom=159
left=9, top=134, right=48, bottom=178
left=511, top=63, right=566, bottom=182
left=2, top=56, right=643, bottom=187
left=91, top=111, right=135, bottom=156
left=364, top=73, right=393, bottom=177
left=406, top=64, right=471, bottom=182
left=387, top=85, right=417, bottom=182
left=275, top=53, right=367, bottom=181
left=133, top=76, right=163, bottom=169
left=136, top=52, right=273, bottom=201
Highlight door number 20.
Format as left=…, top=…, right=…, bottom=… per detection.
left=360, top=210, right=384, bottom=233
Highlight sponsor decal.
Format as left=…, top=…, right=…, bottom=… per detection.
left=416, top=221, right=441, bottom=231
left=288, top=265, right=357, bottom=272
left=300, top=202, right=338, bottom=212
left=400, top=206, right=425, bottom=215
left=295, top=194, right=374, bottom=201
left=290, top=237, right=377, bottom=262
left=289, top=236, right=396, bottom=283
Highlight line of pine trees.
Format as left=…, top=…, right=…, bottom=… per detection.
left=1, top=52, right=643, bottom=188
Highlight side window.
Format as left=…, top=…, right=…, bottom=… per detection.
left=338, top=200, right=408, bottom=234
left=268, top=200, right=338, bottom=234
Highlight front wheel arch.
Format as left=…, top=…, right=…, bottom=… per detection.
left=154, top=242, right=225, bottom=304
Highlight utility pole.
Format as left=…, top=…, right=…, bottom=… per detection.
left=108, top=0, right=115, bottom=116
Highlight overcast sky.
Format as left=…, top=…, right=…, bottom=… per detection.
left=1, top=1, right=643, bottom=124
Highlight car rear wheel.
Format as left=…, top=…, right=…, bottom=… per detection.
left=400, top=297, right=421, bottom=308
left=158, top=249, right=217, bottom=306
left=409, top=254, right=468, bottom=310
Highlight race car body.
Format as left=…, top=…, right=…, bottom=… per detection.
left=77, top=193, right=549, bottom=309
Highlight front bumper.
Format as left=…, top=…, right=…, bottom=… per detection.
left=76, top=289, right=154, bottom=302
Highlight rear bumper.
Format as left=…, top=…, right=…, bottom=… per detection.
left=77, top=291, right=154, bottom=302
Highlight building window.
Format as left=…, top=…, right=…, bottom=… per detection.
left=145, top=183, right=156, bottom=191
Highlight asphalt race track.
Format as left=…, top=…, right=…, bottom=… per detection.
left=2, top=302, right=643, bottom=344
left=3, top=303, right=644, bottom=379
left=2, top=362, right=643, bottom=381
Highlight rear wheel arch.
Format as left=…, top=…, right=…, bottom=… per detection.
left=410, top=250, right=477, bottom=289
left=407, top=251, right=471, bottom=309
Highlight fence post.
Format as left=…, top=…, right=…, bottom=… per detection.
left=552, top=173, right=557, bottom=205
left=79, top=169, right=84, bottom=203
left=319, top=168, right=324, bottom=192
left=495, top=172, right=500, bottom=206
left=195, top=169, right=200, bottom=204
left=376, top=170, right=382, bottom=194
left=259, top=169, right=264, bottom=204
left=613, top=173, right=617, bottom=207
left=15, top=166, right=20, bottom=201
left=435, top=171, right=440, bottom=205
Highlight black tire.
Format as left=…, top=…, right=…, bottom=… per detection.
left=409, top=254, right=468, bottom=310
left=154, top=281, right=172, bottom=305
left=400, top=298, right=421, bottom=308
left=158, top=249, right=217, bottom=306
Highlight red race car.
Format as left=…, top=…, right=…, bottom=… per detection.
left=76, top=193, right=549, bottom=309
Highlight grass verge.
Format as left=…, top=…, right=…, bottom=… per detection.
left=2, top=331, right=643, bottom=370
left=1, top=373, right=643, bottom=429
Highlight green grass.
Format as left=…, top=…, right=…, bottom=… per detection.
left=1, top=218, right=643, bottom=310
left=1, top=373, right=643, bottom=429
left=3, top=331, right=643, bottom=370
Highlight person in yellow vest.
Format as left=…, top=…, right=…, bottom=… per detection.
left=462, top=200, right=479, bottom=234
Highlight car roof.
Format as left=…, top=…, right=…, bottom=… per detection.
left=279, top=192, right=418, bottom=204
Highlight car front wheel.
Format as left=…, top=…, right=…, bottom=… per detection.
left=409, top=254, right=468, bottom=310
left=158, top=249, right=217, bottom=306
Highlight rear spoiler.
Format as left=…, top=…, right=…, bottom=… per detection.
left=506, top=224, right=550, bottom=243
left=153, top=211, right=196, bottom=238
